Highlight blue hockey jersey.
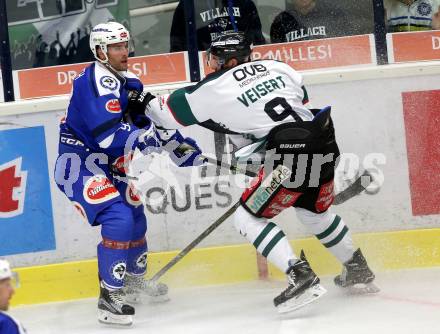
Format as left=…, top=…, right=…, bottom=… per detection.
left=0, top=311, right=27, bottom=334
left=61, top=61, right=152, bottom=159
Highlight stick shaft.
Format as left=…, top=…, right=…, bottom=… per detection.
left=201, top=155, right=257, bottom=177
left=150, top=201, right=241, bottom=282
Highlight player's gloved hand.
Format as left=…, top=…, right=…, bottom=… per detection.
left=127, top=90, right=156, bottom=119
left=162, top=130, right=207, bottom=167
left=137, top=122, right=161, bottom=155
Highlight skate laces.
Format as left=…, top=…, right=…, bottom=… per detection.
left=109, top=289, right=126, bottom=306
left=287, top=272, right=297, bottom=287
left=286, top=260, right=305, bottom=287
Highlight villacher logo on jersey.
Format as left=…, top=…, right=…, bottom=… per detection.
left=105, top=99, right=122, bottom=113
left=83, top=175, right=119, bottom=204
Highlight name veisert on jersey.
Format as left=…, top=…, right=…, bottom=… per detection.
left=237, top=76, right=286, bottom=107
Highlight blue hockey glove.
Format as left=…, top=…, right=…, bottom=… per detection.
left=162, top=130, right=206, bottom=167
left=137, top=123, right=161, bottom=155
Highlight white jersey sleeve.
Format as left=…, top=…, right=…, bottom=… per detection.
left=146, top=94, right=186, bottom=129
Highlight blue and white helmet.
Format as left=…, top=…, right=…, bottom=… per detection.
left=89, top=21, right=130, bottom=63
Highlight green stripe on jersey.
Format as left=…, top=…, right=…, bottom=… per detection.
left=302, top=85, right=309, bottom=103
left=253, top=222, right=276, bottom=249
left=167, top=89, right=199, bottom=126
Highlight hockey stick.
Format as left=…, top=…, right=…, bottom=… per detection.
left=147, top=158, right=373, bottom=286
left=333, top=169, right=373, bottom=205
left=149, top=201, right=241, bottom=283
left=202, top=154, right=257, bottom=177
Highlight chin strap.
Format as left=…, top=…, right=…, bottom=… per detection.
left=102, top=62, right=127, bottom=85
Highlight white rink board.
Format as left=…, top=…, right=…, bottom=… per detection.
left=1, top=69, right=440, bottom=267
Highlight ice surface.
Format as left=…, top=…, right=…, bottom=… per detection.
left=9, top=268, right=440, bottom=334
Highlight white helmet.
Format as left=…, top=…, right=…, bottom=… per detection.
left=89, top=21, right=130, bottom=63
left=0, top=259, right=12, bottom=280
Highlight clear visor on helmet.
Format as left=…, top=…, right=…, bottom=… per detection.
left=206, top=48, right=225, bottom=68
left=11, top=271, right=20, bottom=288
left=106, top=39, right=135, bottom=55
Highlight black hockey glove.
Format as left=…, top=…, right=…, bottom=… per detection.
left=126, top=90, right=156, bottom=119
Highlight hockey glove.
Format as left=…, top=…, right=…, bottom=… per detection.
left=160, top=130, right=206, bottom=167
left=127, top=90, right=156, bottom=120
left=137, top=122, right=161, bottom=156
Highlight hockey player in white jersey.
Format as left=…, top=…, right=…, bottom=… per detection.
left=127, top=32, right=377, bottom=313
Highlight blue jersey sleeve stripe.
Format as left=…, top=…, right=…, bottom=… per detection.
left=91, top=117, right=121, bottom=139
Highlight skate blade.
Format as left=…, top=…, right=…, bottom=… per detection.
left=98, top=310, right=133, bottom=326
left=276, top=284, right=327, bottom=314
left=345, top=282, right=380, bottom=295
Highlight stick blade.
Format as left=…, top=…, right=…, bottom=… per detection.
left=333, top=170, right=373, bottom=205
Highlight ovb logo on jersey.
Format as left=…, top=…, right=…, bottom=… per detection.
left=100, top=76, right=118, bottom=90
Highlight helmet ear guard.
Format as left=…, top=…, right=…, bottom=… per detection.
left=89, top=21, right=131, bottom=63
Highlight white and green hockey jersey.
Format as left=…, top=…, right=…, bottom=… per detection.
left=146, top=59, right=314, bottom=152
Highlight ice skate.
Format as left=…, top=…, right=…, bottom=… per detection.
left=123, top=273, right=169, bottom=303
left=98, top=284, right=135, bottom=326
left=274, top=250, right=327, bottom=313
left=334, top=248, right=380, bottom=294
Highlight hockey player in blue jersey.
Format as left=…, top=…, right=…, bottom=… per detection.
left=54, top=21, right=205, bottom=326
left=0, top=259, right=27, bottom=334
